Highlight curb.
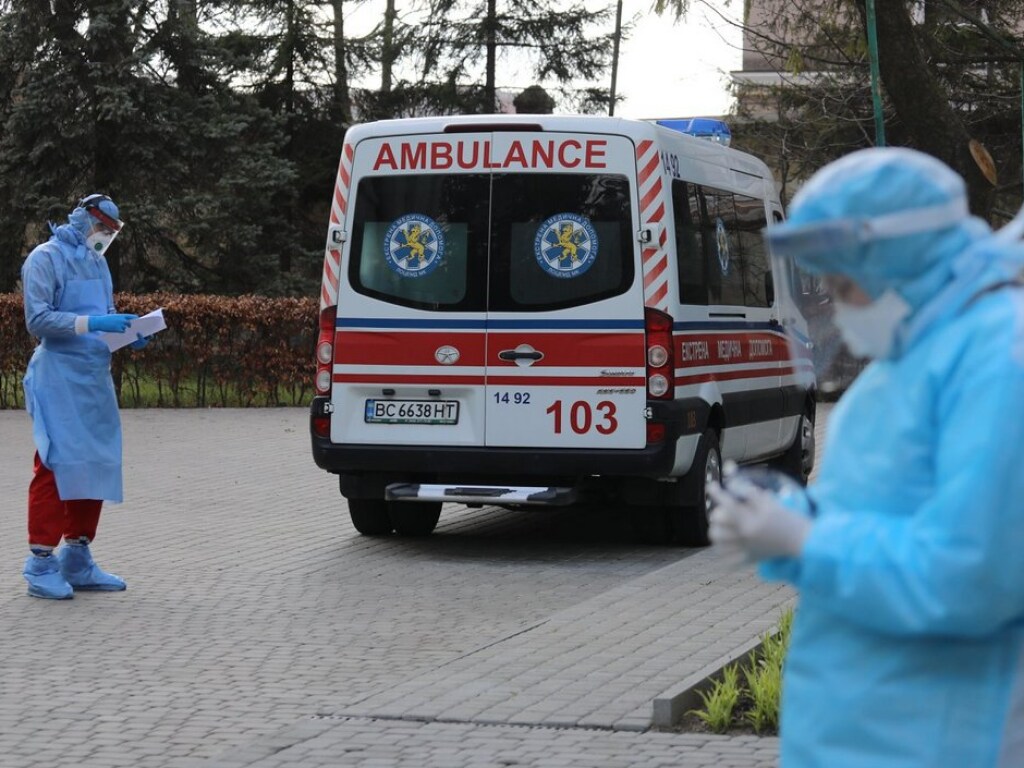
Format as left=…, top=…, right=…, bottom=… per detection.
left=650, top=632, right=769, bottom=729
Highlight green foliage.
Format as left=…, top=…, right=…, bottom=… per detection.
left=0, top=1, right=305, bottom=296
left=1, top=292, right=317, bottom=409
left=725, top=1, right=1024, bottom=220
left=744, top=640, right=784, bottom=733
left=686, top=606, right=794, bottom=735
left=689, top=662, right=741, bottom=734
left=0, top=1, right=626, bottom=296
left=418, top=0, right=615, bottom=113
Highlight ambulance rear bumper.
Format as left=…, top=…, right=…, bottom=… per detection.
left=310, top=396, right=702, bottom=482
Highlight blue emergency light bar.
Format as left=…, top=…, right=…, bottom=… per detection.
left=655, top=118, right=732, bottom=147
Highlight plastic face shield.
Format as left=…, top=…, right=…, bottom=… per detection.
left=765, top=198, right=969, bottom=392
left=766, top=198, right=969, bottom=274
left=766, top=246, right=855, bottom=395
left=79, top=194, right=124, bottom=234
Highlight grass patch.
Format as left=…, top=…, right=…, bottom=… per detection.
left=684, top=606, right=793, bottom=736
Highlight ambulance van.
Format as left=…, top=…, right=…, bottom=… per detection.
left=310, top=114, right=816, bottom=545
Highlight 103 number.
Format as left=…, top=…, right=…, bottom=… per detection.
left=545, top=400, right=618, bottom=435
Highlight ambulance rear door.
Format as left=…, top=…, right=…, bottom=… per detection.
left=330, top=131, right=492, bottom=448
left=483, top=131, right=648, bottom=450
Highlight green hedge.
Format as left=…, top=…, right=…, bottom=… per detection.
left=1, top=293, right=318, bottom=408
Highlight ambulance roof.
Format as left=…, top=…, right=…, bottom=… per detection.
left=343, top=114, right=773, bottom=180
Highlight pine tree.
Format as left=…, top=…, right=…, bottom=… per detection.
left=0, top=0, right=300, bottom=294
left=418, top=0, right=616, bottom=113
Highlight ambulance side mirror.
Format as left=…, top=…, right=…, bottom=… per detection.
left=328, top=225, right=347, bottom=246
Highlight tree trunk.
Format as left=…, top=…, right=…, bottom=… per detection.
left=381, top=0, right=396, bottom=95
left=857, top=0, right=994, bottom=215
left=485, top=0, right=496, bottom=112
left=609, top=0, right=622, bottom=115
left=281, top=0, right=297, bottom=273
left=86, top=0, right=132, bottom=289
left=169, top=0, right=201, bottom=94
left=332, top=0, right=352, bottom=124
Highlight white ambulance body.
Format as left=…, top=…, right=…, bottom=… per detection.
left=311, top=114, right=816, bottom=545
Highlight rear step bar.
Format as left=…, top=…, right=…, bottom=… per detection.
left=386, top=483, right=577, bottom=506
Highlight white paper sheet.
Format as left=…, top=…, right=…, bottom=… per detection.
left=100, top=308, right=167, bottom=352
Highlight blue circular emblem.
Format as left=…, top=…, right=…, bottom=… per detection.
left=715, top=217, right=730, bottom=276
left=383, top=214, right=446, bottom=278
left=534, top=213, right=599, bottom=279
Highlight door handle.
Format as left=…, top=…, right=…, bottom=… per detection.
left=499, top=349, right=543, bottom=361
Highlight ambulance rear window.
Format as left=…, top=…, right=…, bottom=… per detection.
left=348, top=174, right=489, bottom=311
left=348, top=172, right=633, bottom=313
left=488, top=173, right=634, bottom=312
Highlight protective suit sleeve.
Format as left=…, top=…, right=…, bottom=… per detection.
left=22, top=246, right=77, bottom=338
left=757, top=485, right=819, bottom=584
left=796, top=303, right=1024, bottom=638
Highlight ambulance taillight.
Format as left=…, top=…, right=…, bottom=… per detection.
left=314, top=306, right=337, bottom=395
left=645, top=307, right=674, bottom=401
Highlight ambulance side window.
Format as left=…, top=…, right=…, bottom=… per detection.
left=348, top=174, right=489, bottom=311
left=671, top=180, right=709, bottom=305
left=701, top=187, right=745, bottom=306
left=736, top=195, right=772, bottom=308
left=699, top=185, right=770, bottom=309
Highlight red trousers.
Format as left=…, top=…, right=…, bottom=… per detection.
left=28, top=452, right=102, bottom=548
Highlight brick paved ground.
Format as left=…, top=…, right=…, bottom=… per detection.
left=0, top=406, right=829, bottom=767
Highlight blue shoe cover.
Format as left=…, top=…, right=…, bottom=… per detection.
left=58, top=541, right=126, bottom=591
left=23, top=554, right=73, bottom=599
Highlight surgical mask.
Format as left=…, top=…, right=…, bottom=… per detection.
left=86, top=229, right=117, bottom=256
left=832, top=289, right=910, bottom=359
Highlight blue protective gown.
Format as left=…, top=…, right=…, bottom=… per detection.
left=763, top=254, right=1024, bottom=766
left=22, top=224, right=123, bottom=502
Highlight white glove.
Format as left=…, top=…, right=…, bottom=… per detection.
left=707, top=479, right=813, bottom=561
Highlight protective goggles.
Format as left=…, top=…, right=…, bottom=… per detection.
left=765, top=197, right=969, bottom=273
left=78, top=193, right=124, bottom=233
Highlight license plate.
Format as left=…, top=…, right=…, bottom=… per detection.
left=364, top=399, right=460, bottom=425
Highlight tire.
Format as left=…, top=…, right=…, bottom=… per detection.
left=770, top=410, right=815, bottom=485
left=348, top=498, right=393, bottom=536
left=388, top=501, right=442, bottom=537
left=672, top=429, right=722, bottom=547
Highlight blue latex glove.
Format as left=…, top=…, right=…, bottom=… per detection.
left=87, top=314, right=138, bottom=333
left=130, top=333, right=149, bottom=350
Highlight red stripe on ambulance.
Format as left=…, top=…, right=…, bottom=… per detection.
left=487, top=332, right=644, bottom=367
left=334, top=331, right=486, bottom=367
left=676, top=367, right=797, bottom=386
left=636, top=139, right=671, bottom=312
left=334, top=374, right=483, bottom=385
left=675, top=332, right=791, bottom=366
left=334, top=330, right=644, bottom=368
left=321, top=142, right=354, bottom=310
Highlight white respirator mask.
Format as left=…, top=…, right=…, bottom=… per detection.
left=86, top=229, right=117, bottom=256
left=832, top=289, right=910, bottom=360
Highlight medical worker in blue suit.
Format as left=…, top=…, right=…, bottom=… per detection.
left=708, top=148, right=1024, bottom=767
left=21, top=194, right=148, bottom=599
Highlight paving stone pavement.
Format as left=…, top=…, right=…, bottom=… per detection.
left=0, top=406, right=830, bottom=767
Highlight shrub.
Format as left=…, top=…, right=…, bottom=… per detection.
left=689, top=662, right=742, bottom=734
left=687, top=606, right=794, bottom=735
left=1, top=292, right=318, bottom=408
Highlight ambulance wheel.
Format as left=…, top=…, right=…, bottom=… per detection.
left=388, top=501, right=442, bottom=537
left=348, top=498, right=394, bottom=536
left=673, top=429, right=721, bottom=547
left=770, top=409, right=815, bottom=486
